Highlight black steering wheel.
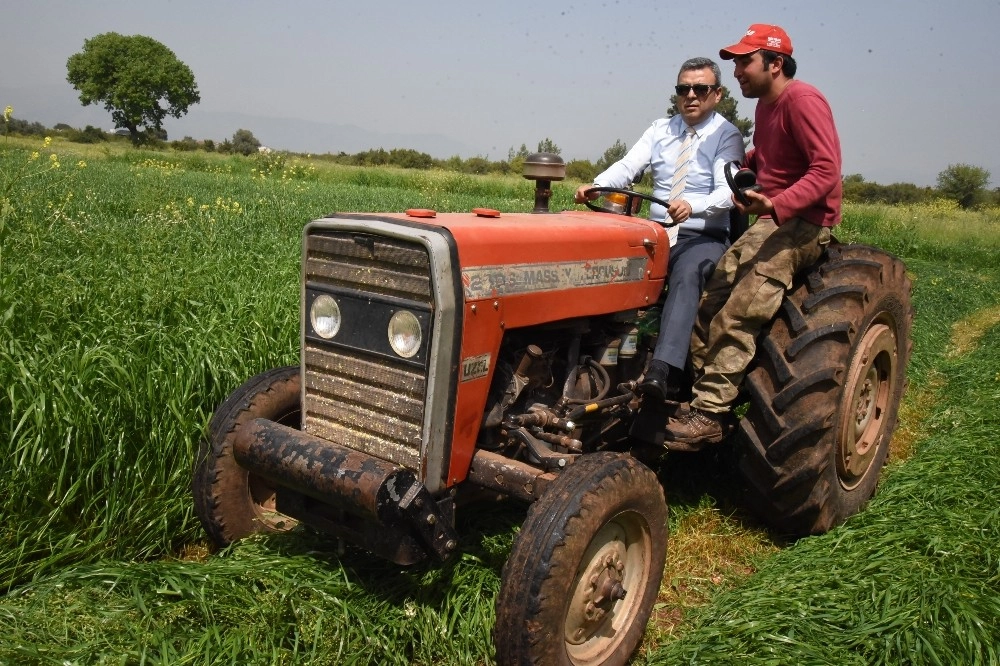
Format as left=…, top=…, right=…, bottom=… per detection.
left=724, top=161, right=762, bottom=206
left=582, top=187, right=676, bottom=224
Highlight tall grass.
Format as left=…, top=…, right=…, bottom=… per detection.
left=1, top=142, right=999, bottom=663
left=837, top=200, right=1000, bottom=266
left=0, top=141, right=558, bottom=591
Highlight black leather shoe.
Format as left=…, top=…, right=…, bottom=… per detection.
left=637, top=362, right=680, bottom=402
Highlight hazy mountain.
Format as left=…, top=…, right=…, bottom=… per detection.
left=1, top=84, right=475, bottom=158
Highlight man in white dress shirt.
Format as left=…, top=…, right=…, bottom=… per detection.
left=575, top=57, right=745, bottom=402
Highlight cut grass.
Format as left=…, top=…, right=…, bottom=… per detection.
left=947, top=304, right=1000, bottom=358
left=650, top=499, right=779, bottom=641
left=889, top=370, right=946, bottom=464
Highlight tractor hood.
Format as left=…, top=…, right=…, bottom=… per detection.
left=318, top=208, right=670, bottom=326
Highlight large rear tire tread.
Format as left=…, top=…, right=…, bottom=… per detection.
left=494, top=452, right=668, bottom=666
left=192, top=366, right=301, bottom=548
left=736, top=243, right=913, bottom=536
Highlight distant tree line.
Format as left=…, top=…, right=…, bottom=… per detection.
left=54, top=32, right=996, bottom=208
left=4, top=114, right=997, bottom=209
left=842, top=165, right=997, bottom=209
left=842, top=174, right=936, bottom=206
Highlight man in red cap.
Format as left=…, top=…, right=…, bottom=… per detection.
left=664, top=24, right=842, bottom=448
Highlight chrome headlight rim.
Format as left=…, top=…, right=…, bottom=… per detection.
left=387, top=309, right=422, bottom=358
left=310, top=293, right=342, bottom=339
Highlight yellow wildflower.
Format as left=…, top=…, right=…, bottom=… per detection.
left=43, top=136, right=52, bottom=148
left=77, top=160, right=87, bottom=168
left=3, top=105, right=12, bottom=122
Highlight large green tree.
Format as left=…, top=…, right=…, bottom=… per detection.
left=936, top=163, right=991, bottom=209
left=66, top=33, right=200, bottom=146
left=595, top=139, right=628, bottom=173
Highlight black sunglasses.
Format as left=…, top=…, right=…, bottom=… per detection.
left=675, top=84, right=720, bottom=97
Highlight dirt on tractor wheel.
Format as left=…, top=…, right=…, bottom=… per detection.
left=736, top=243, right=913, bottom=536
left=494, top=452, right=668, bottom=666
left=193, top=366, right=302, bottom=547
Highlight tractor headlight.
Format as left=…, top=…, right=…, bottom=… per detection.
left=310, top=293, right=342, bottom=339
left=602, top=192, right=628, bottom=213
left=387, top=310, right=421, bottom=358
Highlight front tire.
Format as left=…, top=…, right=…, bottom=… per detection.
left=494, top=452, right=668, bottom=666
left=736, top=244, right=913, bottom=536
left=193, top=366, right=301, bottom=547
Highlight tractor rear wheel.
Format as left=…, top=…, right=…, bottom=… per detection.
left=494, top=452, right=668, bottom=666
left=736, top=244, right=913, bottom=536
left=193, top=366, right=301, bottom=547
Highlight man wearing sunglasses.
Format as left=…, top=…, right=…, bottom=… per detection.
left=574, top=57, right=744, bottom=404
left=664, top=24, right=843, bottom=448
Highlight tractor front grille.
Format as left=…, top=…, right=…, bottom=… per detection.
left=305, top=231, right=432, bottom=301
left=302, top=230, right=433, bottom=469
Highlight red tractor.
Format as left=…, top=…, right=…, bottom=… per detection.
left=193, top=154, right=912, bottom=665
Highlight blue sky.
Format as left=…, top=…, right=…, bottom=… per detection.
left=3, top=0, right=998, bottom=187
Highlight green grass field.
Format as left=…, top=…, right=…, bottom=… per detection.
left=2, top=137, right=998, bottom=664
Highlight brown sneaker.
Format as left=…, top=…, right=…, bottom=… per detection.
left=664, top=407, right=733, bottom=451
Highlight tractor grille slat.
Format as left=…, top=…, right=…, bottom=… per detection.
left=307, top=234, right=432, bottom=302
left=305, top=347, right=425, bottom=420
left=303, top=231, right=431, bottom=470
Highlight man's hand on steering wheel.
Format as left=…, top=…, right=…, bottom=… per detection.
left=574, top=184, right=601, bottom=204
left=575, top=186, right=677, bottom=223
left=667, top=199, right=692, bottom=224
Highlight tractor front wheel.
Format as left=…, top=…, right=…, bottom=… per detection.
left=192, top=366, right=301, bottom=547
left=494, top=452, right=668, bottom=666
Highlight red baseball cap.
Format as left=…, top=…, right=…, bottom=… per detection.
left=720, top=24, right=793, bottom=59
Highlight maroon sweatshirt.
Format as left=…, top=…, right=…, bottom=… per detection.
left=746, top=80, right=842, bottom=227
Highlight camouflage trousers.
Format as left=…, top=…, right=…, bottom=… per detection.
left=688, top=217, right=832, bottom=414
